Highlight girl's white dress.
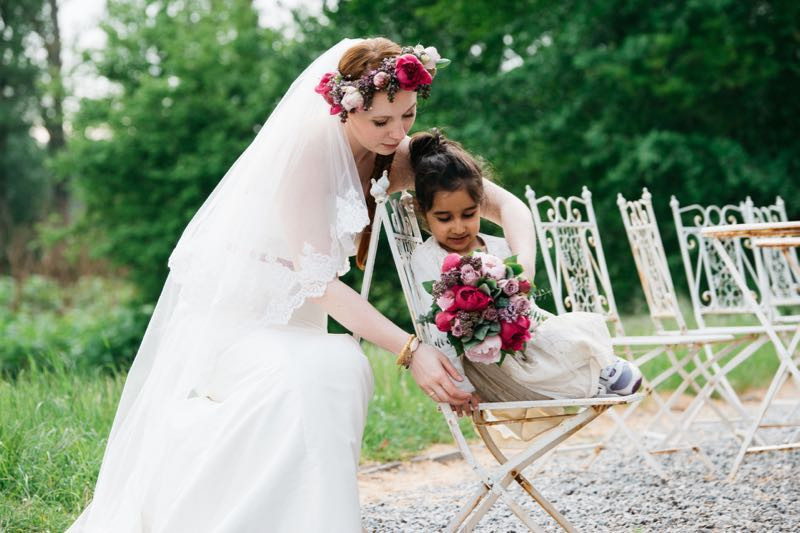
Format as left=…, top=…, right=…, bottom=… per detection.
left=411, top=233, right=616, bottom=400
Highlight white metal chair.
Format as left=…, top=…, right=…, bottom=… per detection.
left=616, top=189, right=768, bottom=447
left=359, top=173, right=645, bottom=532
left=526, top=185, right=735, bottom=477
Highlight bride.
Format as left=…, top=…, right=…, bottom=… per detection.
left=67, top=37, right=539, bottom=532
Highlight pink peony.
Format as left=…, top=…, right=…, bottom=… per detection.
left=394, top=54, right=433, bottom=90
left=464, top=335, right=503, bottom=364
left=453, top=285, right=491, bottom=312
left=436, top=289, right=455, bottom=311
left=474, top=252, right=507, bottom=279
left=500, top=316, right=531, bottom=352
left=441, top=253, right=461, bottom=273
left=435, top=310, right=456, bottom=332
left=460, top=264, right=480, bottom=286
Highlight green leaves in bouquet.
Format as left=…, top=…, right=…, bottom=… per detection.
left=421, top=280, right=435, bottom=295
left=447, top=332, right=465, bottom=357
left=473, top=323, right=490, bottom=342
left=495, top=296, right=510, bottom=308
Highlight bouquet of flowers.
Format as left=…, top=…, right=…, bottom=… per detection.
left=420, top=252, right=535, bottom=365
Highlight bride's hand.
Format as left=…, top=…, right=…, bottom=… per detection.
left=409, top=344, right=472, bottom=406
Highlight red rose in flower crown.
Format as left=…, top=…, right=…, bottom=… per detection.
left=453, top=285, right=491, bottom=312
left=500, top=316, right=531, bottom=352
left=394, top=54, right=433, bottom=90
left=314, top=72, right=335, bottom=105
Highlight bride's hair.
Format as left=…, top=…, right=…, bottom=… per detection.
left=338, top=37, right=403, bottom=79
left=409, top=128, right=488, bottom=214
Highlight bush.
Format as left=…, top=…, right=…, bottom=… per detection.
left=0, top=276, right=150, bottom=377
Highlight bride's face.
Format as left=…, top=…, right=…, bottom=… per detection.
left=346, top=90, right=417, bottom=156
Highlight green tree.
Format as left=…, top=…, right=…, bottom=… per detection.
left=0, top=0, right=49, bottom=274
left=59, top=0, right=306, bottom=299
left=299, top=0, right=800, bottom=310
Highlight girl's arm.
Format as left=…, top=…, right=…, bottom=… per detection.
left=480, top=179, right=537, bottom=279
left=310, top=279, right=473, bottom=406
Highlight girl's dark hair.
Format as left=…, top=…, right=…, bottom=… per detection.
left=409, top=129, right=487, bottom=214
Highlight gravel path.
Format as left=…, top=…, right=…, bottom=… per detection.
left=361, top=415, right=800, bottom=532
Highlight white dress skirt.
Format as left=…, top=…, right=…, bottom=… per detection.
left=67, top=301, right=374, bottom=532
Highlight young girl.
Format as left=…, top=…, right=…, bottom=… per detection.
left=409, top=130, right=642, bottom=403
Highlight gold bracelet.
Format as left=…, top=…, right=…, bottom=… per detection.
left=396, top=334, right=418, bottom=369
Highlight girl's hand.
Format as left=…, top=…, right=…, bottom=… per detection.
left=409, top=344, right=472, bottom=405
left=451, top=393, right=481, bottom=418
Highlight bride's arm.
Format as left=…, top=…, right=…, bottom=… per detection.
left=390, top=138, right=537, bottom=278
left=310, top=279, right=473, bottom=406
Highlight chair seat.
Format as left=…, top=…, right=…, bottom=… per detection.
left=476, top=393, right=646, bottom=411
left=610, top=333, right=734, bottom=347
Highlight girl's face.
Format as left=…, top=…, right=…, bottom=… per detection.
left=424, top=187, right=482, bottom=254
left=345, top=90, right=417, bottom=156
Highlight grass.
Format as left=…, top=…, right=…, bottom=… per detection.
left=0, top=308, right=785, bottom=530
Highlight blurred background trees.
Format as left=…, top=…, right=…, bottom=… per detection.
left=2, top=0, right=799, bottom=370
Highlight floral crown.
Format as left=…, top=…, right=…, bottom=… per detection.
left=315, top=44, right=450, bottom=122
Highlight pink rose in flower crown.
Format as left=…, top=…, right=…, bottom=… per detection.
left=441, top=253, right=462, bottom=273
left=453, top=285, right=491, bottom=312
left=460, top=264, right=480, bottom=286
left=464, top=335, right=502, bottom=364
left=394, top=54, right=433, bottom=90
left=314, top=72, right=335, bottom=105
left=436, top=289, right=456, bottom=311
left=474, top=252, right=507, bottom=279
left=435, top=310, right=456, bottom=332
left=372, top=71, right=389, bottom=89
left=500, top=315, right=531, bottom=351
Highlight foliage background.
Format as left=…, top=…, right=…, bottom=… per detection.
left=2, top=1, right=798, bottom=527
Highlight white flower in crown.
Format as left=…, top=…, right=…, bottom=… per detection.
left=421, top=46, right=441, bottom=70
left=340, top=85, right=364, bottom=112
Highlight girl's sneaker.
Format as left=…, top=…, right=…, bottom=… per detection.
left=598, top=359, right=643, bottom=396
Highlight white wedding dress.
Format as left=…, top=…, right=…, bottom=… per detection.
left=69, top=302, right=373, bottom=532
left=67, top=39, right=378, bottom=532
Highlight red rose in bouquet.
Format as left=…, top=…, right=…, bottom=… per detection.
left=500, top=316, right=531, bottom=352
left=453, top=285, right=491, bottom=312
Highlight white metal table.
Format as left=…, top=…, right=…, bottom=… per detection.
left=700, top=221, right=800, bottom=479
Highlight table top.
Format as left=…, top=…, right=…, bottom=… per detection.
left=751, top=237, right=800, bottom=249
left=700, top=221, right=800, bottom=239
